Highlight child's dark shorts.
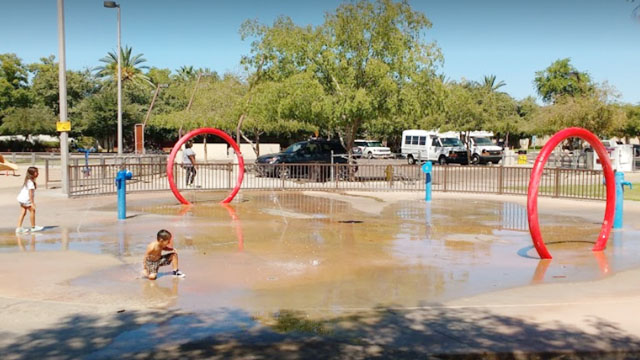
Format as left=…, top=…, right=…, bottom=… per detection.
left=145, top=253, right=173, bottom=274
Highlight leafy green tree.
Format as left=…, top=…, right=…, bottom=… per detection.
left=150, top=74, right=243, bottom=132
left=240, top=0, right=443, bottom=149
left=534, top=58, right=593, bottom=103
left=0, top=104, right=56, bottom=136
left=29, top=55, right=97, bottom=115
left=0, top=53, right=32, bottom=112
left=95, top=46, right=153, bottom=87
left=531, top=88, right=624, bottom=137
left=147, top=67, right=171, bottom=86
left=72, top=83, right=145, bottom=150
left=618, top=104, right=640, bottom=142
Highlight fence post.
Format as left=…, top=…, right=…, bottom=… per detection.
left=67, top=163, right=72, bottom=197
left=443, top=165, right=448, bottom=192
left=281, top=164, right=285, bottom=190
left=498, top=166, right=504, bottom=194
left=12, top=152, right=16, bottom=163
left=45, top=159, right=50, bottom=189
left=554, top=167, right=560, bottom=198
left=330, top=150, right=334, bottom=182
left=31, top=153, right=36, bottom=165
left=228, top=163, right=233, bottom=189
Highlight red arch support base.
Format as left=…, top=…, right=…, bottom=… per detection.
left=167, top=128, right=245, bottom=204
left=527, top=127, right=616, bottom=259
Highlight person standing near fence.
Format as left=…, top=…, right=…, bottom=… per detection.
left=183, top=140, right=197, bottom=187
left=16, top=167, right=44, bottom=233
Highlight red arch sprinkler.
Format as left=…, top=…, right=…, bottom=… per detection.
left=527, top=127, right=616, bottom=259
left=166, top=128, right=245, bottom=204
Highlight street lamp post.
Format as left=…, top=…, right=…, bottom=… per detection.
left=57, top=0, right=69, bottom=194
left=104, top=1, right=122, bottom=155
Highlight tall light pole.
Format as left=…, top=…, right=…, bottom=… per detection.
left=57, top=0, right=69, bottom=194
left=104, top=1, right=122, bottom=155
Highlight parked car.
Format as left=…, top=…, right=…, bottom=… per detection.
left=256, top=139, right=356, bottom=181
left=401, top=130, right=468, bottom=165
left=354, top=139, right=392, bottom=159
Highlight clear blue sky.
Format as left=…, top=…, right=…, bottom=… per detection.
left=2, top=0, right=639, bottom=103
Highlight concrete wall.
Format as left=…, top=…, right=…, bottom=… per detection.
left=176, top=143, right=280, bottom=162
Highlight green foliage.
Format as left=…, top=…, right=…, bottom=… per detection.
left=618, top=104, right=640, bottom=140
left=0, top=104, right=56, bottom=136
left=0, top=53, right=32, bottom=111
left=480, top=75, right=506, bottom=92
left=531, top=93, right=624, bottom=137
left=29, top=55, right=98, bottom=115
left=95, top=46, right=153, bottom=88
left=150, top=75, right=244, bottom=133
left=240, top=0, right=443, bottom=147
left=147, top=67, right=171, bottom=86
left=534, top=58, right=593, bottom=103
left=71, top=83, right=145, bottom=150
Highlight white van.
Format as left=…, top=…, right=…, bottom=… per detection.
left=401, top=130, right=468, bottom=165
left=468, top=137, right=503, bottom=164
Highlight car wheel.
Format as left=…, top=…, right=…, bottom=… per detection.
left=366, top=151, right=373, bottom=159
left=471, top=154, right=480, bottom=165
left=438, top=156, right=447, bottom=165
left=407, top=155, right=415, bottom=165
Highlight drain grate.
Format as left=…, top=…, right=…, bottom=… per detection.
left=338, top=220, right=363, bottom=224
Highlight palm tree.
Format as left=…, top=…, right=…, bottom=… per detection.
left=95, top=45, right=153, bottom=87
left=481, top=74, right=506, bottom=92
left=175, top=65, right=196, bottom=81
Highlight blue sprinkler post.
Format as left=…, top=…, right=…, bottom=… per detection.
left=614, top=172, right=632, bottom=229
left=421, top=161, right=433, bottom=202
left=78, top=147, right=95, bottom=176
left=115, top=169, right=133, bottom=220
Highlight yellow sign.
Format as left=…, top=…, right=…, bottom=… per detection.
left=518, top=154, right=527, bottom=165
left=56, top=122, right=71, bottom=132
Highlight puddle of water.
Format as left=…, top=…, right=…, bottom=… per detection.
left=2, top=192, right=639, bottom=317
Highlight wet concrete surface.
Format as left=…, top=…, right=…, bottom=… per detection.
left=1, top=192, right=639, bottom=316
left=2, top=192, right=640, bottom=358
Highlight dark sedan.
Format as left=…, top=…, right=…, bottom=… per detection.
left=256, top=139, right=356, bottom=181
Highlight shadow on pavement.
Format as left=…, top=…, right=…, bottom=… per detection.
left=2, top=305, right=640, bottom=359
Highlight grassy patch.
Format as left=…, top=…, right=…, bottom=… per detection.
left=625, top=183, right=640, bottom=201
left=508, top=183, right=640, bottom=201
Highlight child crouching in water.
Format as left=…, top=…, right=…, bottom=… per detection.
left=143, top=229, right=186, bottom=280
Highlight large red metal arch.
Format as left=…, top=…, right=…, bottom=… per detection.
left=167, top=128, right=245, bottom=204
left=527, top=127, right=616, bottom=259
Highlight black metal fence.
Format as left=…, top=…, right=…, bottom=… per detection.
left=68, top=162, right=607, bottom=200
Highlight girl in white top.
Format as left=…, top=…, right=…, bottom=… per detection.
left=16, top=167, right=43, bottom=233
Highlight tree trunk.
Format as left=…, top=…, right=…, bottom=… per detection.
left=505, top=132, right=510, bottom=149
left=255, top=133, right=260, bottom=157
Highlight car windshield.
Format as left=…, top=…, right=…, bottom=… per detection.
left=440, top=138, right=462, bottom=146
left=283, top=142, right=305, bottom=154
left=366, top=141, right=383, bottom=147
left=473, top=137, right=493, bottom=145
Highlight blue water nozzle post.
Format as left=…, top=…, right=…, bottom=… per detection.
left=116, top=169, right=133, bottom=220
left=614, top=172, right=632, bottom=229
left=421, top=161, right=433, bottom=202
left=78, top=147, right=95, bottom=176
